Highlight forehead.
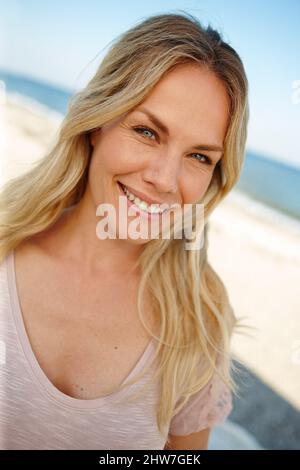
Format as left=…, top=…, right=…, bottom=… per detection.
left=131, top=63, right=231, bottom=144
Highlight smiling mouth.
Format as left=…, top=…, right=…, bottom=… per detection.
left=117, top=181, right=171, bottom=215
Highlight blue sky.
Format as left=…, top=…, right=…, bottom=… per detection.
left=0, top=0, right=299, bottom=167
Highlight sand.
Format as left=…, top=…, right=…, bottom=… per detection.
left=1, top=96, right=299, bottom=411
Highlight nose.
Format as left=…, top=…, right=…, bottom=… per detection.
left=141, top=150, right=181, bottom=195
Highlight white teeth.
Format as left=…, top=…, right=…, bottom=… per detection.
left=139, top=201, right=148, bottom=211
left=121, top=184, right=166, bottom=214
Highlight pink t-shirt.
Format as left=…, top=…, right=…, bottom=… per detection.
left=0, top=249, right=233, bottom=450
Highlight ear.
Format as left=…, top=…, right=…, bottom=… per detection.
left=89, top=128, right=101, bottom=148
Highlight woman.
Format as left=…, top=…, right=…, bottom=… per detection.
left=0, top=12, right=249, bottom=450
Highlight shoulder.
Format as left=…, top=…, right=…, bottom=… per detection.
left=15, top=208, right=68, bottom=266
left=14, top=237, right=56, bottom=292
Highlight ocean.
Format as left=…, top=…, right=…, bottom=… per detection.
left=1, top=69, right=299, bottom=224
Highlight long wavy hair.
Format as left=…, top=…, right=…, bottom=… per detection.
left=0, top=11, right=251, bottom=440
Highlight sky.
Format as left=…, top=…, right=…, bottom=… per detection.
left=0, top=0, right=299, bottom=167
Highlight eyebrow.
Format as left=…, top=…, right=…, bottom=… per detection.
left=134, top=106, right=224, bottom=154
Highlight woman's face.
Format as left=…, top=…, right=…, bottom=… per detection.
left=88, top=63, right=230, bottom=244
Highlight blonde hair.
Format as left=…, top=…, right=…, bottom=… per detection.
left=0, top=11, right=252, bottom=441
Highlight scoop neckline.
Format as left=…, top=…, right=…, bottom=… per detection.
left=6, top=248, right=155, bottom=410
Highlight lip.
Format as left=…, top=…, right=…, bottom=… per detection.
left=117, top=181, right=166, bottom=206
left=117, top=181, right=167, bottom=220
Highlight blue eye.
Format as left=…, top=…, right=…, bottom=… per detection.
left=191, top=153, right=213, bottom=165
left=133, top=126, right=157, bottom=140
left=133, top=126, right=212, bottom=165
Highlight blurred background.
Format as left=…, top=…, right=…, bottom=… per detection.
left=0, top=0, right=299, bottom=449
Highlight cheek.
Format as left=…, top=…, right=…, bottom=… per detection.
left=91, top=135, right=142, bottom=177
left=182, top=171, right=214, bottom=204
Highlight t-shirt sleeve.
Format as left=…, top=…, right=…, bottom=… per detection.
left=168, top=360, right=233, bottom=436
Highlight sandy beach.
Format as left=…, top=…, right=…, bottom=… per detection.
left=1, top=95, right=300, bottom=412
